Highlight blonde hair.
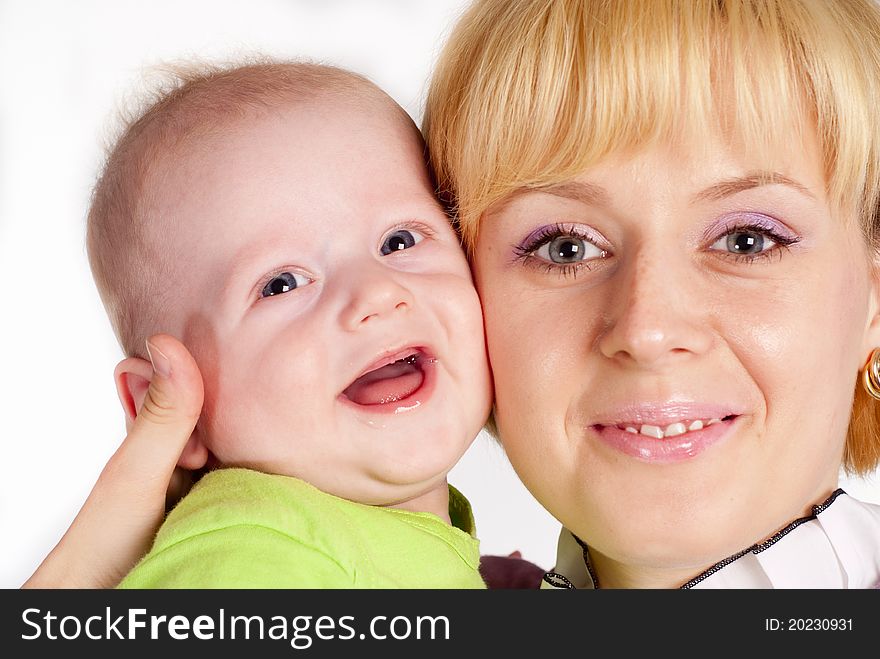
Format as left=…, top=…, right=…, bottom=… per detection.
left=87, top=59, right=399, bottom=359
left=424, top=0, right=880, bottom=473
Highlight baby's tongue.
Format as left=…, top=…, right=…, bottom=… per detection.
left=343, top=359, right=424, bottom=405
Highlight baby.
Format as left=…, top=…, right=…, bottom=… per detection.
left=85, top=60, right=493, bottom=587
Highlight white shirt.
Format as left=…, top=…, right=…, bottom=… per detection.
left=541, top=490, right=880, bottom=589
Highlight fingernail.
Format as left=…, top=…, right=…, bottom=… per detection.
left=145, top=340, right=172, bottom=378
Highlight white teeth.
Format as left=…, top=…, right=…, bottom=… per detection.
left=616, top=417, right=728, bottom=439
left=663, top=422, right=687, bottom=437
left=639, top=424, right=664, bottom=439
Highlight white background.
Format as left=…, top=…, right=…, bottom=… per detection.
left=2, top=0, right=878, bottom=589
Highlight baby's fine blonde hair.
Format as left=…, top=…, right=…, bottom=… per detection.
left=424, top=0, right=880, bottom=473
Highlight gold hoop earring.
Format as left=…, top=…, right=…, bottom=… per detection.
left=863, top=348, right=880, bottom=400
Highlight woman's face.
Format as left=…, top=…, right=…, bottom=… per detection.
left=472, top=126, right=880, bottom=584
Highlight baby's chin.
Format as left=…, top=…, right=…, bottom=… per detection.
left=216, top=454, right=454, bottom=507
left=322, top=460, right=458, bottom=508
left=206, top=408, right=476, bottom=507
left=358, top=474, right=457, bottom=519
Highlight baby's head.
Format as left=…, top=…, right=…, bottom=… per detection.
left=88, top=61, right=492, bottom=506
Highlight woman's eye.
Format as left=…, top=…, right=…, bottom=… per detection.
left=710, top=230, right=777, bottom=255
left=380, top=229, right=425, bottom=255
left=535, top=235, right=605, bottom=263
left=260, top=272, right=311, bottom=298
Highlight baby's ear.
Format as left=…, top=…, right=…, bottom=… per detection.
left=114, top=356, right=210, bottom=470
left=114, top=356, right=152, bottom=428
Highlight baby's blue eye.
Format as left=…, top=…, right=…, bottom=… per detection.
left=260, top=272, right=311, bottom=298
left=380, top=229, right=425, bottom=255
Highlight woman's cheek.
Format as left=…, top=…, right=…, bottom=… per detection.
left=481, top=284, right=532, bottom=418
left=721, top=269, right=863, bottom=431
left=484, top=286, right=569, bottom=434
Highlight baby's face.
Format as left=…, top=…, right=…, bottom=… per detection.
left=151, top=95, right=492, bottom=505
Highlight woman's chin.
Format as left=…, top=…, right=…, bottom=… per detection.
left=576, top=502, right=765, bottom=576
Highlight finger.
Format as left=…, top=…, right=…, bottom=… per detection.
left=108, top=334, right=204, bottom=481
left=22, top=334, right=205, bottom=588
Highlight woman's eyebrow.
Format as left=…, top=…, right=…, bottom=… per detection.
left=533, top=181, right=610, bottom=205
left=489, top=181, right=610, bottom=217
left=512, top=172, right=814, bottom=207
left=692, top=172, right=816, bottom=203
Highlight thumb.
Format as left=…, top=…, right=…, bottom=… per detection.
left=110, top=334, right=204, bottom=482
left=22, top=334, right=205, bottom=588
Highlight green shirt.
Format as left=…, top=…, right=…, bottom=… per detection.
left=118, top=468, right=485, bottom=589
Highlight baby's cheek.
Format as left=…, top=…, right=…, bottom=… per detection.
left=185, top=343, right=267, bottom=460
left=196, top=376, right=243, bottom=461
left=181, top=310, right=224, bottom=419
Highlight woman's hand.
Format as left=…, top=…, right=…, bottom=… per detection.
left=22, top=334, right=204, bottom=588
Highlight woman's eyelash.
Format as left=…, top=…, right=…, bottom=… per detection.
left=512, top=223, right=598, bottom=259
left=511, top=217, right=802, bottom=277
left=516, top=259, right=591, bottom=279
left=511, top=223, right=605, bottom=279
left=709, top=220, right=801, bottom=264
left=711, top=219, right=800, bottom=246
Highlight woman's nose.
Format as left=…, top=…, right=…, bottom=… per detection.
left=338, top=262, right=414, bottom=331
left=597, top=251, right=713, bottom=367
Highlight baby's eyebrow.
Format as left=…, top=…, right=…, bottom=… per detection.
left=692, top=171, right=815, bottom=203
left=223, top=239, right=274, bottom=302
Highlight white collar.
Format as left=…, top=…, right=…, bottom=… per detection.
left=542, top=490, right=880, bottom=589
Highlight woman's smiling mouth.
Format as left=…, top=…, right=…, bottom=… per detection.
left=606, top=415, right=738, bottom=439
left=587, top=404, right=745, bottom=463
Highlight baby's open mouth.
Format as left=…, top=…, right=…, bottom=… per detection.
left=341, top=348, right=429, bottom=406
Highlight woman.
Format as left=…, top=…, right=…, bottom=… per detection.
left=423, top=0, right=880, bottom=587
left=25, top=0, right=880, bottom=589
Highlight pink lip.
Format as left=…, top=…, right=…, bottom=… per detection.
left=591, top=417, right=738, bottom=463
left=591, top=402, right=743, bottom=428
left=337, top=346, right=437, bottom=415
left=588, top=401, right=746, bottom=464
